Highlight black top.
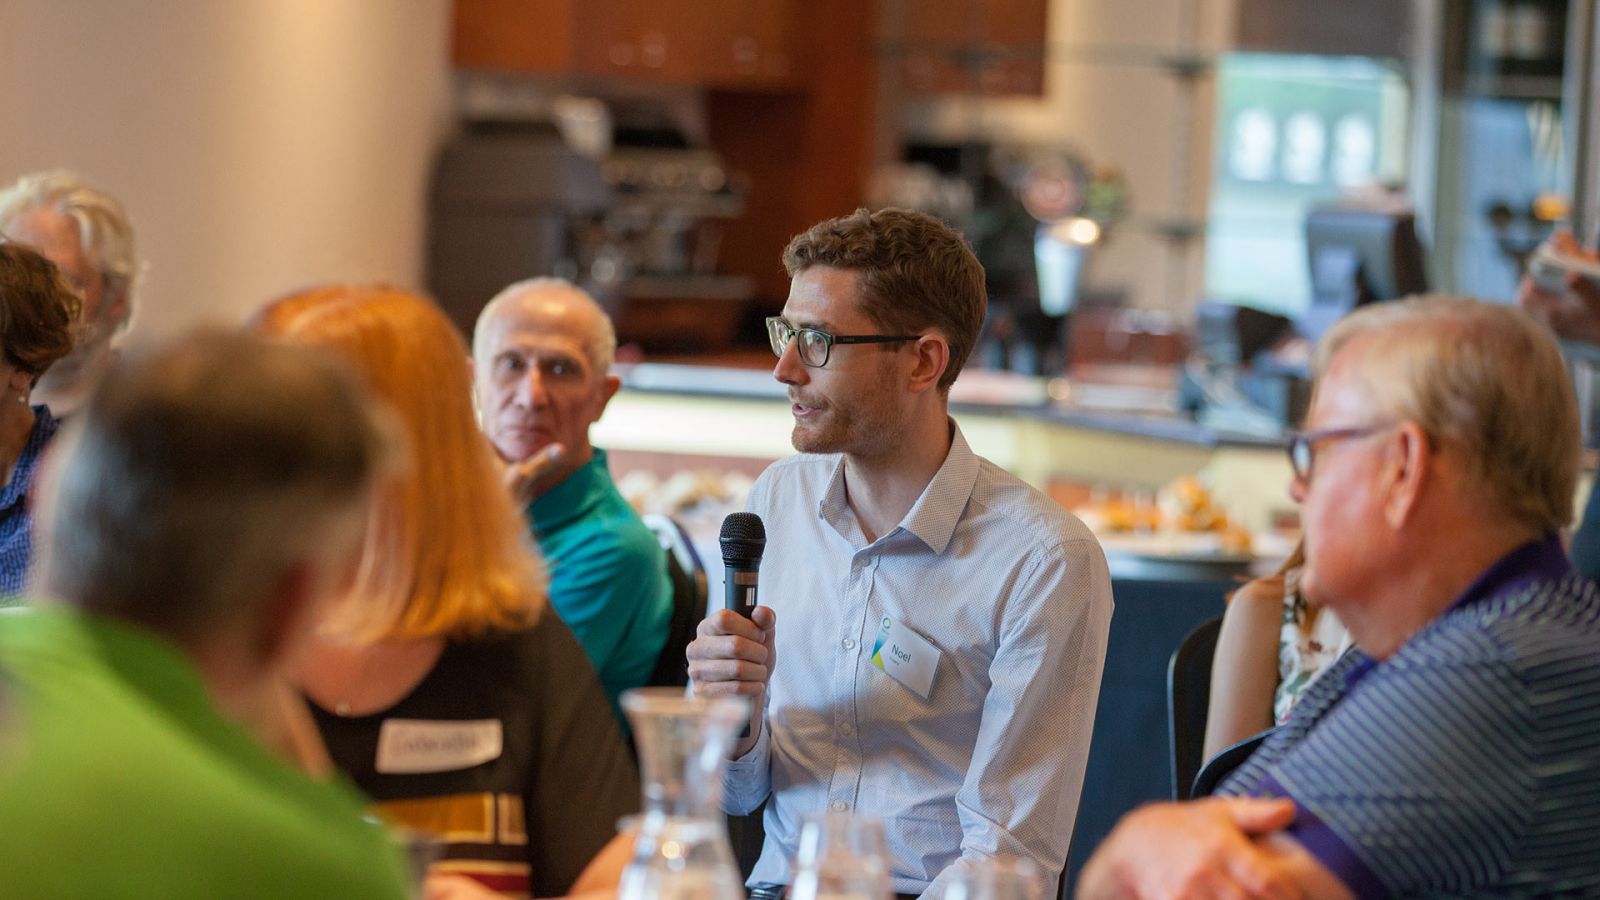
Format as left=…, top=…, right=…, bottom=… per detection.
left=309, top=613, right=639, bottom=897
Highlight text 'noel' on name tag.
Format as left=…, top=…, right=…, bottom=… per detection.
left=870, top=616, right=939, bottom=699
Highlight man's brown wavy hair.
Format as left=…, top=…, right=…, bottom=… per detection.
left=782, top=207, right=986, bottom=393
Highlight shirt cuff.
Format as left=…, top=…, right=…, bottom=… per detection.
left=721, top=717, right=771, bottom=815
left=1258, top=773, right=1389, bottom=900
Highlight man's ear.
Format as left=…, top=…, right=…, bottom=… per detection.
left=595, top=373, right=622, bottom=416
left=1382, top=421, right=1432, bottom=530
left=103, top=284, right=131, bottom=334
left=907, top=334, right=949, bottom=395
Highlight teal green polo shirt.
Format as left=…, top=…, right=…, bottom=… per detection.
left=0, top=606, right=411, bottom=899
left=528, top=448, right=673, bottom=719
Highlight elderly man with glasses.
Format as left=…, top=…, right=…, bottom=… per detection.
left=687, top=207, right=1113, bottom=898
left=1079, top=295, right=1600, bottom=899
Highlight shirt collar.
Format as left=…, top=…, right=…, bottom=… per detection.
left=528, top=447, right=609, bottom=532
left=817, top=419, right=979, bottom=554
left=1447, top=531, right=1572, bottom=614
left=0, top=406, right=58, bottom=512
left=0, top=605, right=220, bottom=736
left=1333, top=533, right=1570, bottom=696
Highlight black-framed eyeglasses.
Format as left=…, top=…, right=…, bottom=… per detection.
left=765, top=317, right=920, bottom=368
left=1285, top=423, right=1394, bottom=482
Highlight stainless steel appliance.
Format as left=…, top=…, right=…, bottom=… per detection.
left=427, top=95, right=752, bottom=349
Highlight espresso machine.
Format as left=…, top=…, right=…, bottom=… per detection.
left=427, top=88, right=750, bottom=347
left=427, top=119, right=611, bottom=336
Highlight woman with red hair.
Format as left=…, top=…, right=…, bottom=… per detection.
left=254, top=286, right=635, bottom=899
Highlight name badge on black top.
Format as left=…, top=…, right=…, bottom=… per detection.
left=375, top=719, right=504, bottom=774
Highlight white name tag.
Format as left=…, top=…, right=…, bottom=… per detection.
left=375, top=719, right=504, bottom=774
left=870, top=616, right=939, bottom=699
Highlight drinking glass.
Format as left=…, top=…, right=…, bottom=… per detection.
left=370, top=821, right=444, bottom=900
left=789, top=811, right=891, bottom=900
left=929, top=856, right=1043, bottom=900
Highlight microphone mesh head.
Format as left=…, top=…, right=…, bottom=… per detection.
left=719, top=512, right=766, bottom=566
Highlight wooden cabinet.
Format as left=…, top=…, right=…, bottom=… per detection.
left=454, top=0, right=802, bottom=89
left=450, top=0, right=883, bottom=308
left=885, top=0, right=1048, bottom=96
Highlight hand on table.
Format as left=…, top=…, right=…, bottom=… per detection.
left=1076, top=797, right=1300, bottom=900
left=426, top=874, right=617, bottom=900
left=424, top=874, right=512, bottom=900
left=686, top=606, right=776, bottom=758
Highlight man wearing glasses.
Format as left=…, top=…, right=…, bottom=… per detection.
left=1080, top=296, right=1600, bottom=898
left=687, top=207, right=1113, bottom=898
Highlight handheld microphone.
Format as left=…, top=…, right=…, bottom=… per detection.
left=720, top=512, right=766, bottom=740
left=720, top=512, right=765, bottom=618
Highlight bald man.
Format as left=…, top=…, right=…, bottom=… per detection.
left=473, top=279, right=672, bottom=717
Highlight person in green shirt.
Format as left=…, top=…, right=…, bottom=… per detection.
left=0, top=332, right=411, bottom=900
left=473, top=279, right=674, bottom=718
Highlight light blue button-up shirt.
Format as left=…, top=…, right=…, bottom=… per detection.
left=724, top=422, right=1112, bottom=896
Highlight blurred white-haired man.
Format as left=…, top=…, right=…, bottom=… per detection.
left=0, top=170, right=139, bottom=415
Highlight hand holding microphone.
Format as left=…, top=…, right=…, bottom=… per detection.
left=686, top=513, right=774, bottom=757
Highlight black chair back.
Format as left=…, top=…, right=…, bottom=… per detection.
left=1190, top=729, right=1271, bottom=799
left=1167, top=615, right=1223, bottom=801
left=642, top=514, right=707, bottom=688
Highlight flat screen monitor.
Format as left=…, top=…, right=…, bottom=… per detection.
left=1300, top=207, right=1428, bottom=343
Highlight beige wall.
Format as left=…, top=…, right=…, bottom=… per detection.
left=898, top=0, right=1240, bottom=315
left=0, top=0, right=453, bottom=342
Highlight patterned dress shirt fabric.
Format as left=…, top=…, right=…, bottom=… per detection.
left=1219, top=535, right=1600, bottom=898
left=0, top=405, right=58, bottom=602
left=724, top=422, right=1113, bottom=896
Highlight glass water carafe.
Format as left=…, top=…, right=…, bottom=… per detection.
left=618, top=687, right=749, bottom=900
left=790, top=811, right=891, bottom=900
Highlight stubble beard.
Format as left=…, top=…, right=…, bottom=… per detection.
left=790, top=395, right=903, bottom=460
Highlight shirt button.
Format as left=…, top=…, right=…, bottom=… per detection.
left=831, top=800, right=848, bottom=812
left=840, top=723, right=854, bottom=735
left=841, top=638, right=856, bottom=650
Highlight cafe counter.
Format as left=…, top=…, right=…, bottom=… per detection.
left=597, top=362, right=1296, bottom=536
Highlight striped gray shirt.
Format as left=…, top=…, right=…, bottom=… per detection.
left=1219, top=536, right=1600, bottom=898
